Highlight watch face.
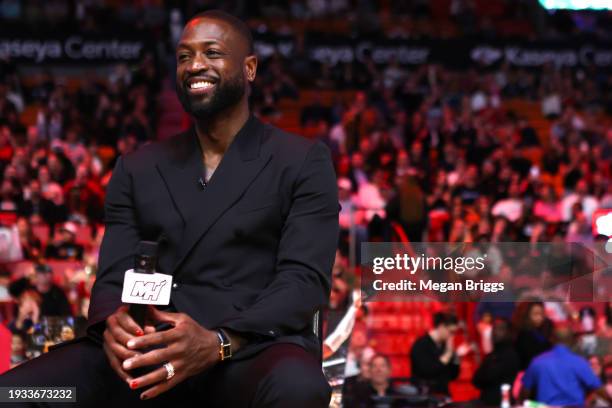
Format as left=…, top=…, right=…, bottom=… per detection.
left=222, top=344, right=232, bottom=359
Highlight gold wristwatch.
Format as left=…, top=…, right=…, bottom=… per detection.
left=216, top=329, right=232, bottom=361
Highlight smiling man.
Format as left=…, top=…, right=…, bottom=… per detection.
left=0, top=10, right=339, bottom=407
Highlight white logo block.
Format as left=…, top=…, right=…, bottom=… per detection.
left=121, top=269, right=173, bottom=305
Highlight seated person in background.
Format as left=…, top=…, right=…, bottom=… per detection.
left=32, top=263, right=71, bottom=317
left=367, top=355, right=401, bottom=407
left=15, top=217, right=42, bottom=261
left=410, top=312, right=460, bottom=396
left=521, top=326, right=612, bottom=406
left=7, top=289, right=40, bottom=336
left=44, top=221, right=84, bottom=260
left=472, top=318, right=520, bottom=406
left=18, top=179, right=63, bottom=230
left=512, top=300, right=553, bottom=371
left=10, top=332, right=27, bottom=368
left=342, top=351, right=374, bottom=408
left=344, top=326, right=376, bottom=377
left=344, top=354, right=400, bottom=408
left=8, top=264, right=72, bottom=322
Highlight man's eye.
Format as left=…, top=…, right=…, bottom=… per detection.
left=206, top=50, right=222, bottom=57
left=177, top=54, right=190, bottom=61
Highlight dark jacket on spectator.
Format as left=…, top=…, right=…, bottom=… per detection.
left=44, top=242, right=84, bottom=261
left=18, top=198, right=67, bottom=228
left=342, top=377, right=402, bottom=408
left=410, top=334, right=460, bottom=395
left=473, top=341, right=520, bottom=405
left=39, top=285, right=72, bottom=316
left=515, top=327, right=553, bottom=371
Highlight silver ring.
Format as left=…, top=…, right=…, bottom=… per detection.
left=164, top=362, right=175, bottom=380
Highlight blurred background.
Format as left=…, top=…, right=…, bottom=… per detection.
left=0, top=1, right=611, bottom=406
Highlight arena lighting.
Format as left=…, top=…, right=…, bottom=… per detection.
left=539, top=0, right=612, bottom=10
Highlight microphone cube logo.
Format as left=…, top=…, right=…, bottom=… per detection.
left=130, top=280, right=167, bottom=301
left=122, top=269, right=172, bottom=305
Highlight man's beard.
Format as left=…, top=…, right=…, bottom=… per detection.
left=176, top=73, right=245, bottom=119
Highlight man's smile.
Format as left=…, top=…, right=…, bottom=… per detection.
left=185, top=76, right=218, bottom=95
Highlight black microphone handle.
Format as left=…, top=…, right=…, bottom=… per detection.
left=129, top=303, right=146, bottom=329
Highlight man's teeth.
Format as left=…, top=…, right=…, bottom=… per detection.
left=190, top=81, right=214, bottom=89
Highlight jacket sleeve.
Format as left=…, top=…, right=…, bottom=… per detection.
left=216, top=141, right=339, bottom=339
left=87, top=156, right=142, bottom=340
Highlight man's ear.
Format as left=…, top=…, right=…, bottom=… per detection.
left=245, top=55, right=257, bottom=82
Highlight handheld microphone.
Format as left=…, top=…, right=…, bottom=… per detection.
left=128, top=241, right=159, bottom=328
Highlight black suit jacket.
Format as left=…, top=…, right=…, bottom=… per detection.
left=88, top=115, right=339, bottom=360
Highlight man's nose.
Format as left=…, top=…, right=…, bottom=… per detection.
left=187, top=53, right=209, bottom=73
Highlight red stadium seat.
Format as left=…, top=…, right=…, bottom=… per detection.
left=74, top=225, right=93, bottom=248
left=31, top=224, right=51, bottom=248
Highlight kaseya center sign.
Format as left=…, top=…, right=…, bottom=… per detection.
left=0, top=35, right=149, bottom=63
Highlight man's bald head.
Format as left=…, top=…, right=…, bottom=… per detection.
left=186, top=10, right=254, bottom=55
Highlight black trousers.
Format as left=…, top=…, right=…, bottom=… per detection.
left=0, top=339, right=331, bottom=407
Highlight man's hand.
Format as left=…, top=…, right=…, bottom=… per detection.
left=16, top=292, right=40, bottom=328
left=439, top=336, right=455, bottom=365
left=103, top=305, right=144, bottom=383
left=121, top=306, right=221, bottom=400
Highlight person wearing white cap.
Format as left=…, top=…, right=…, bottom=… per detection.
left=44, top=222, right=84, bottom=260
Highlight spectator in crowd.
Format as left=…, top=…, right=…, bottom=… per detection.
left=18, top=179, right=62, bottom=230
left=472, top=318, right=520, bottom=406
left=598, top=302, right=612, bottom=338
left=367, top=355, right=401, bottom=405
left=37, top=165, right=66, bottom=211
left=385, top=174, right=427, bottom=242
left=566, top=202, right=594, bottom=243
left=342, top=350, right=374, bottom=408
left=46, top=151, right=74, bottom=185
left=561, top=180, right=599, bottom=223
left=343, top=354, right=401, bottom=408
left=513, top=301, right=553, bottom=371
left=532, top=184, right=562, bottom=224
left=44, top=222, right=84, bottom=261
left=0, top=178, right=21, bottom=212
left=337, top=177, right=368, bottom=257
left=62, top=164, right=104, bottom=224
left=521, top=326, right=612, bottom=406
left=344, top=326, right=376, bottom=378
left=31, top=263, right=71, bottom=317
left=300, top=93, right=332, bottom=127
left=15, top=217, right=42, bottom=261
left=51, top=127, right=87, bottom=166
left=7, top=289, right=40, bottom=336
left=10, top=332, right=26, bottom=369
left=491, top=182, right=523, bottom=224
left=410, top=312, right=460, bottom=396
left=0, top=126, right=14, bottom=166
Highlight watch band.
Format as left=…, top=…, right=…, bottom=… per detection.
left=216, top=329, right=232, bottom=361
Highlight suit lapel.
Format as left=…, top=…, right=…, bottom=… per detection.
left=156, top=115, right=272, bottom=275
left=155, top=128, right=202, bottom=226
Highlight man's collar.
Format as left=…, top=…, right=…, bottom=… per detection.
left=165, top=113, right=263, bottom=166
